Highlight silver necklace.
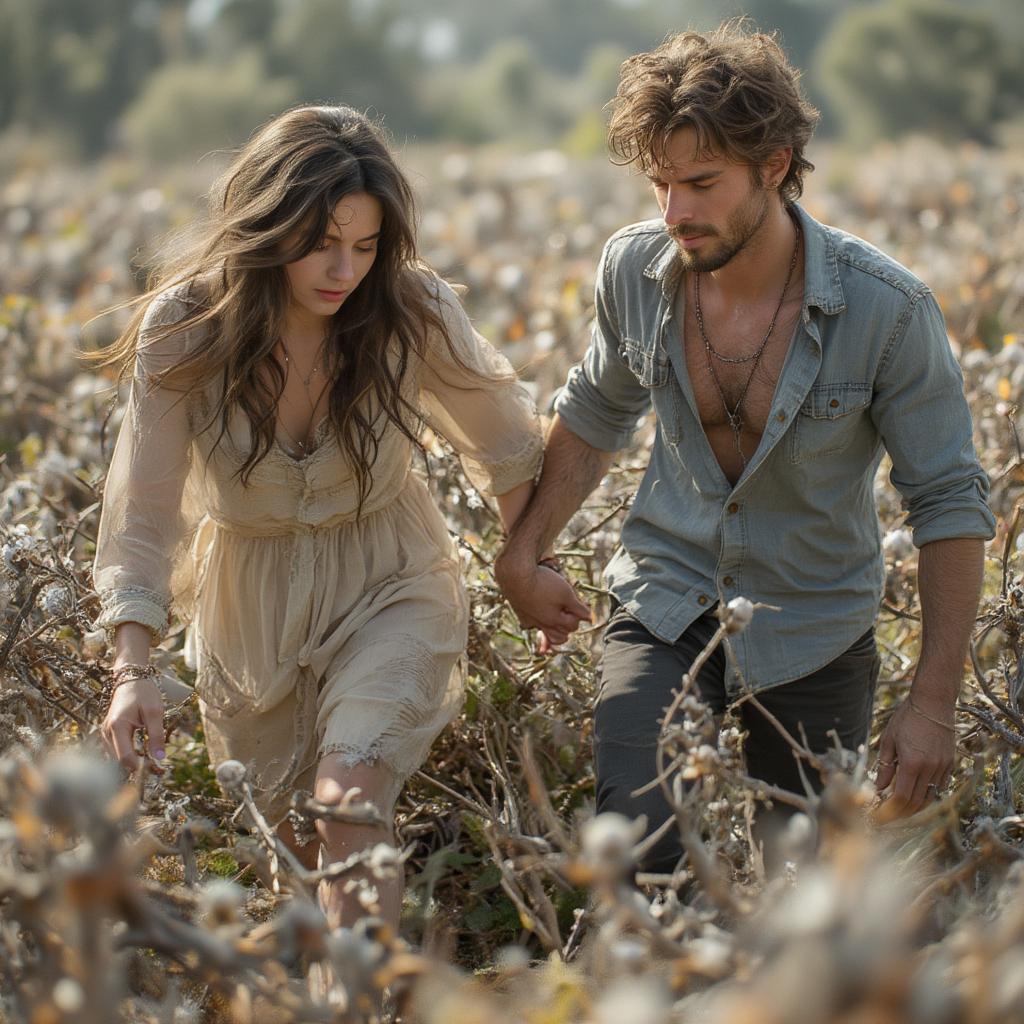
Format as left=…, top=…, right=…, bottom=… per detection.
left=277, top=338, right=329, bottom=455
left=694, top=218, right=801, bottom=469
left=279, top=338, right=326, bottom=396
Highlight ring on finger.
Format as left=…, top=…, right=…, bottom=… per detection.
left=877, top=758, right=896, bottom=768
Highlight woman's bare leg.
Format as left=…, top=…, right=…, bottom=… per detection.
left=276, top=817, right=321, bottom=871
left=313, top=755, right=400, bottom=931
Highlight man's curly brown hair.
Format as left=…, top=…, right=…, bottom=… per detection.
left=607, top=20, right=820, bottom=203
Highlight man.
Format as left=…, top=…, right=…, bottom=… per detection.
left=495, top=23, right=995, bottom=873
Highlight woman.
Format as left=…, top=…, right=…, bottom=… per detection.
left=93, top=105, right=546, bottom=929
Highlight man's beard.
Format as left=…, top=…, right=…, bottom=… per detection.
left=669, top=184, right=771, bottom=273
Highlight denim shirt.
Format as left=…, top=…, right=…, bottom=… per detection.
left=553, top=204, right=995, bottom=693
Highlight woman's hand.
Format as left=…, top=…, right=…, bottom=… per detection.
left=103, top=623, right=165, bottom=772
left=101, top=678, right=167, bottom=773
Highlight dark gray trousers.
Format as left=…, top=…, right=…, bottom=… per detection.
left=593, top=606, right=880, bottom=875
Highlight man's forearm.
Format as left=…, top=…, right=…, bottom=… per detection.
left=912, top=537, right=985, bottom=709
left=873, top=536, right=984, bottom=817
left=496, top=415, right=614, bottom=572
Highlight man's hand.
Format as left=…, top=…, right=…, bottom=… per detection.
left=495, top=555, right=592, bottom=651
left=874, top=691, right=955, bottom=821
left=492, top=415, right=612, bottom=650
left=873, top=538, right=982, bottom=822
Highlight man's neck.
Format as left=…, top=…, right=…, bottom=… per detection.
left=700, top=201, right=800, bottom=305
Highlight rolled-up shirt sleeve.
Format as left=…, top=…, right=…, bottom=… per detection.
left=872, top=288, right=996, bottom=547
left=553, top=241, right=652, bottom=452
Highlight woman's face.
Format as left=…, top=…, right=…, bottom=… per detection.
left=282, top=191, right=383, bottom=331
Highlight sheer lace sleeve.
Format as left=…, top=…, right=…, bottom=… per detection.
left=93, top=287, right=203, bottom=642
left=418, top=278, right=543, bottom=497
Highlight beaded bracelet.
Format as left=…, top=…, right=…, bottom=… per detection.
left=109, top=662, right=160, bottom=693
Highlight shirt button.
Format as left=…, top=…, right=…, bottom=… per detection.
left=727, top=502, right=739, bottom=514
left=829, top=398, right=840, bottom=409
left=722, top=575, right=734, bottom=586
left=776, top=412, right=786, bottom=422
left=697, top=595, right=709, bottom=606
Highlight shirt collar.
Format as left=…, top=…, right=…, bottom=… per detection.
left=792, top=203, right=845, bottom=315
left=641, top=202, right=847, bottom=315
left=643, top=236, right=682, bottom=301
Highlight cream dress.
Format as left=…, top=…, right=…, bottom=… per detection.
left=94, top=277, right=543, bottom=823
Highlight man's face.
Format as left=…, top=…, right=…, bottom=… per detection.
left=647, top=126, right=771, bottom=273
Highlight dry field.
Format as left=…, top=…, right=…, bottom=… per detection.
left=0, top=139, right=1023, bottom=1023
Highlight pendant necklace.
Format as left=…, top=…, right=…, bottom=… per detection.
left=693, top=216, right=801, bottom=470
left=277, top=337, right=329, bottom=457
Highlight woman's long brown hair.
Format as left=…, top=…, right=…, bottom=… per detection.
left=91, top=105, right=484, bottom=513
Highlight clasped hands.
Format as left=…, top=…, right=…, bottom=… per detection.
left=499, top=552, right=959, bottom=823
left=494, top=553, right=592, bottom=653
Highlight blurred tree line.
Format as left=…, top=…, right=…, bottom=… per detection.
left=1, top=0, right=1023, bottom=162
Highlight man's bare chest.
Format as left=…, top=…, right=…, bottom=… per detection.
left=679, top=297, right=802, bottom=437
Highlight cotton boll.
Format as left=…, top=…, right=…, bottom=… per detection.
left=215, top=760, right=247, bottom=794
left=883, top=528, right=914, bottom=563
left=367, top=842, right=401, bottom=879
left=594, top=979, right=671, bottom=1024
left=581, top=812, right=642, bottom=880
left=36, top=509, right=59, bottom=542
left=52, top=978, right=84, bottom=1013
left=40, top=583, right=73, bottom=618
left=495, top=944, right=530, bottom=975
left=81, top=628, right=107, bottom=658
left=198, top=878, right=247, bottom=927
left=607, top=937, right=647, bottom=975
left=35, top=449, right=71, bottom=498
left=687, top=934, right=734, bottom=976
left=41, top=749, right=122, bottom=826
left=1, top=532, right=33, bottom=575
left=723, top=596, right=754, bottom=634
